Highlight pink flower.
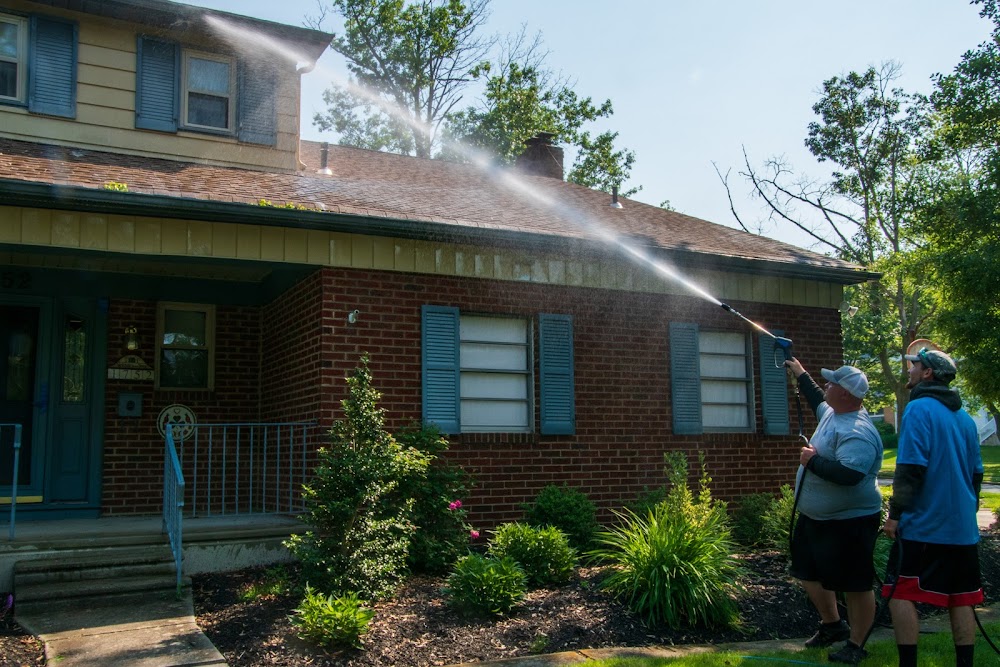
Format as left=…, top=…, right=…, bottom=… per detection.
left=469, top=529, right=480, bottom=540
left=448, top=500, right=462, bottom=511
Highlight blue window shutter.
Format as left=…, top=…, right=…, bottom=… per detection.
left=539, top=313, right=575, bottom=435
left=28, top=16, right=77, bottom=118
left=670, top=322, right=702, bottom=435
left=422, top=305, right=460, bottom=434
left=135, top=36, right=178, bottom=132
left=759, top=330, right=790, bottom=435
left=237, top=58, right=277, bottom=145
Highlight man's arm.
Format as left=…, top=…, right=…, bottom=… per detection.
left=805, top=454, right=866, bottom=485
left=888, top=463, right=927, bottom=520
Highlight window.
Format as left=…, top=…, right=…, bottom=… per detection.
left=0, top=14, right=26, bottom=103
left=62, top=316, right=86, bottom=402
left=0, top=13, right=75, bottom=116
left=182, top=50, right=234, bottom=131
left=136, top=35, right=277, bottom=145
left=670, top=322, right=787, bottom=436
left=460, top=315, right=532, bottom=432
left=698, top=331, right=752, bottom=430
left=156, top=303, right=215, bottom=390
left=422, top=306, right=575, bottom=435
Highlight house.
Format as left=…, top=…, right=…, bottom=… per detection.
left=0, top=0, right=876, bottom=576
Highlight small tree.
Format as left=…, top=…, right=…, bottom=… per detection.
left=286, top=355, right=429, bottom=601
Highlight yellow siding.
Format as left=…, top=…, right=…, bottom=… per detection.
left=0, top=206, right=849, bottom=308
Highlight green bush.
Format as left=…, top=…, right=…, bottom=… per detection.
left=624, top=485, right=670, bottom=518
left=285, top=355, right=430, bottom=601
left=874, top=419, right=898, bottom=450
left=289, top=586, right=375, bottom=649
left=487, top=522, right=577, bottom=587
left=589, top=451, right=743, bottom=629
left=522, top=484, right=599, bottom=551
left=443, top=553, right=527, bottom=616
left=762, top=484, right=797, bottom=556
left=730, top=492, right=776, bottom=549
left=394, top=423, right=476, bottom=574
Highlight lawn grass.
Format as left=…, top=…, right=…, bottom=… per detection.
left=881, top=446, right=1000, bottom=483
left=584, top=620, right=1000, bottom=666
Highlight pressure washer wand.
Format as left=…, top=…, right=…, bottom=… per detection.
left=719, top=302, right=794, bottom=362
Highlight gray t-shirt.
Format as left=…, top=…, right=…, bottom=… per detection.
left=795, top=403, right=883, bottom=520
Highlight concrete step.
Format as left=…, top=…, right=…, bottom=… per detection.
left=14, top=544, right=173, bottom=573
left=15, top=573, right=191, bottom=604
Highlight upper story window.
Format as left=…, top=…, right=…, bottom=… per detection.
left=156, top=303, right=216, bottom=391
left=136, top=35, right=277, bottom=145
left=0, top=12, right=76, bottom=117
left=0, top=14, right=27, bottom=103
left=422, top=306, right=575, bottom=435
left=182, top=50, right=234, bottom=132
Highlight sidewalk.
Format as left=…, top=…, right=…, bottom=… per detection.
left=15, top=587, right=227, bottom=667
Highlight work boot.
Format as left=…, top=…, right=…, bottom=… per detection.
left=829, top=640, right=868, bottom=664
left=804, top=619, right=850, bottom=648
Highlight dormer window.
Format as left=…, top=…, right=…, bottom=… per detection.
left=182, top=50, right=234, bottom=132
left=0, top=14, right=27, bottom=103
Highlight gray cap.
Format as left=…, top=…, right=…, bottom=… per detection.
left=904, top=348, right=957, bottom=382
left=820, top=365, right=869, bottom=399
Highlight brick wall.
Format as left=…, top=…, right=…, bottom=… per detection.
left=310, top=267, right=844, bottom=528
left=102, top=299, right=261, bottom=514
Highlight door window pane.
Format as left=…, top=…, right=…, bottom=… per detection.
left=63, top=316, right=86, bottom=403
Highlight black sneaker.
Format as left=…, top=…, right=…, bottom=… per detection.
left=804, top=619, right=851, bottom=648
left=829, top=640, right=868, bottom=664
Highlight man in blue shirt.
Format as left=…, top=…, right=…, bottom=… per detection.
left=883, top=347, right=984, bottom=667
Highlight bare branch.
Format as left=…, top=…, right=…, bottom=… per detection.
left=712, top=161, right=752, bottom=234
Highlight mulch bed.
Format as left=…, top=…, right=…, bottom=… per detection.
left=3, top=536, right=998, bottom=667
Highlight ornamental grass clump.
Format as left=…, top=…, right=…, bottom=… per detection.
left=285, top=355, right=430, bottom=601
left=290, top=586, right=374, bottom=650
left=590, top=451, right=744, bottom=630
left=443, top=553, right=527, bottom=617
left=487, top=522, right=577, bottom=588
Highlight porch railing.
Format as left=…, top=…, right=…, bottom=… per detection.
left=168, top=422, right=318, bottom=518
left=2, top=423, right=23, bottom=541
left=163, top=424, right=185, bottom=589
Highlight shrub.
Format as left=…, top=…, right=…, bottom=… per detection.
left=762, top=484, right=797, bottom=555
left=443, top=553, right=527, bottom=616
left=874, top=420, right=898, bottom=450
left=487, top=523, right=577, bottom=587
left=589, top=451, right=743, bottom=629
left=290, top=586, right=374, bottom=649
left=239, top=565, right=292, bottom=601
left=285, top=355, right=430, bottom=601
left=394, top=423, right=476, bottom=574
left=624, top=485, right=670, bottom=518
left=730, top=492, right=775, bottom=549
left=522, top=484, right=599, bottom=551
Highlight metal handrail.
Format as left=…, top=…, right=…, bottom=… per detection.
left=162, top=423, right=186, bottom=590
left=2, top=423, right=22, bottom=541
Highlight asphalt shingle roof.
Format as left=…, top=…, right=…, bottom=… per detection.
left=0, top=137, right=868, bottom=279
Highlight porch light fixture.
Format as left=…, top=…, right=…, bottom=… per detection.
left=125, top=326, right=140, bottom=351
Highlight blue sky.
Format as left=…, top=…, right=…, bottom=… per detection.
left=185, top=0, right=991, bottom=251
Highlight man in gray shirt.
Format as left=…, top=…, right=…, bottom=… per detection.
left=784, top=359, right=883, bottom=665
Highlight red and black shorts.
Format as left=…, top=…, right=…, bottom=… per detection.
left=790, top=512, right=881, bottom=592
left=881, top=538, right=984, bottom=608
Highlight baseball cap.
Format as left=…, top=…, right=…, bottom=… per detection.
left=820, top=365, right=869, bottom=399
left=904, top=347, right=957, bottom=382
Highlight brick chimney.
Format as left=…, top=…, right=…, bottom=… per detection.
left=515, top=132, right=564, bottom=179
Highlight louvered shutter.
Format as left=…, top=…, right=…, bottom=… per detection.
left=237, top=58, right=277, bottom=145
left=28, top=16, right=76, bottom=118
left=135, top=36, right=178, bottom=132
left=759, top=330, right=790, bottom=435
left=421, top=305, right=460, bottom=434
left=670, top=322, right=702, bottom=435
left=539, top=313, right=575, bottom=435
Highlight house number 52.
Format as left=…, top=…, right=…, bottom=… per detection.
left=0, top=271, right=32, bottom=290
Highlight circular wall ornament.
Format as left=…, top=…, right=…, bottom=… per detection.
left=157, top=404, right=197, bottom=440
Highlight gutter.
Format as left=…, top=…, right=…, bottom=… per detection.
left=0, top=179, right=880, bottom=286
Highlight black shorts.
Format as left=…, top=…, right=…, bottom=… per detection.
left=789, top=512, right=880, bottom=592
left=881, top=539, right=983, bottom=608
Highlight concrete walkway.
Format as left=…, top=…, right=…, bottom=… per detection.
left=15, top=587, right=226, bottom=667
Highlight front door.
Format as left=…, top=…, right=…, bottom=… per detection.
left=0, top=304, right=44, bottom=501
